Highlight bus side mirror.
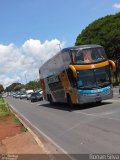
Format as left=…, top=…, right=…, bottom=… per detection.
left=69, top=65, right=77, bottom=77
left=108, top=60, right=116, bottom=72
left=69, top=50, right=76, bottom=64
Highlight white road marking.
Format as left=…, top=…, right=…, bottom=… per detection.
left=24, top=100, right=29, bottom=103
left=94, top=111, right=117, bottom=116
left=105, top=99, right=120, bottom=103
left=73, top=111, right=99, bottom=117
left=73, top=99, right=120, bottom=117
left=57, top=123, right=82, bottom=138
left=74, top=109, right=120, bottom=122
left=108, top=117, right=120, bottom=121
left=74, top=109, right=119, bottom=116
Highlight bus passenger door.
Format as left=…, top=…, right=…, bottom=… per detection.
left=47, top=75, right=66, bottom=102
left=59, top=70, right=78, bottom=104
left=66, top=69, right=78, bottom=104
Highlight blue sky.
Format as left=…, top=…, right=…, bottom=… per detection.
left=0, top=0, right=120, bottom=87
left=0, top=0, right=119, bottom=46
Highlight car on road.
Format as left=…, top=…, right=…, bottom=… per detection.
left=31, top=92, right=43, bottom=102
left=26, top=90, right=34, bottom=100
left=20, top=93, right=27, bottom=99
left=15, top=93, right=21, bottom=98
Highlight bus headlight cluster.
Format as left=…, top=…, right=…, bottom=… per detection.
left=103, top=89, right=111, bottom=95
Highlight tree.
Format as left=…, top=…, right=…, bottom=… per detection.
left=75, top=12, right=120, bottom=84
left=13, top=84, right=24, bottom=91
left=5, top=83, right=24, bottom=92
left=0, top=84, right=4, bottom=93
left=25, top=80, right=41, bottom=90
left=75, top=12, right=120, bottom=59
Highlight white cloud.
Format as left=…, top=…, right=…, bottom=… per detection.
left=112, top=3, right=120, bottom=9
left=0, top=75, right=20, bottom=88
left=0, top=39, right=65, bottom=88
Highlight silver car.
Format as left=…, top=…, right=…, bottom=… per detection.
left=20, top=93, right=27, bottom=99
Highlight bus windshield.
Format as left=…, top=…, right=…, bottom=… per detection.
left=71, top=47, right=107, bottom=64
left=77, top=66, right=110, bottom=89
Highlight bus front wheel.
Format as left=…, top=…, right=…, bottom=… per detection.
left=67, top=94, right=74, bottom=108
left=96, top=101, right=102, bottom=105
left=48, top=94, right=54, bottom=105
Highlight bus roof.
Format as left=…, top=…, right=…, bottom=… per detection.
left=61, top=44, right=102, bottom=52
left=39, top=44, right=102, bottom=70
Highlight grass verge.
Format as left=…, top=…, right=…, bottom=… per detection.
left=0, top=98, right=10, bottom=116
left=0, top=98, right=27, bottom=132
left=12, top=115, right=28, bottom=132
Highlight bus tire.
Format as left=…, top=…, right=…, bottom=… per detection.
left=67, top=94, right=74, bottom=108
left=48, top=94, right=54, bottom=105
left=96, top=101, right=102, bottom=105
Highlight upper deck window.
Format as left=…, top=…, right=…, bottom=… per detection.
left=71, top=47, right=107, bottom=64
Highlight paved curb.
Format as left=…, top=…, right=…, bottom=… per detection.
left=11, top=109, right=49, bottom=152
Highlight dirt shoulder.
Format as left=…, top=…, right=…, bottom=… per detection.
left=0, top=98, right=72, bottom=160
left=0, top=98, right=51, bottom=159
left=0, top=114, right=45, bottom=154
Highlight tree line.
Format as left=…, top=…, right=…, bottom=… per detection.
left=5, top=80, right=41, bottom=92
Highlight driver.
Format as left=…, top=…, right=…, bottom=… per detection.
left=83, top=49, right=93, bottom=63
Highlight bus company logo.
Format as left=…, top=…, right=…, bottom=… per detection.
left=91, top=64, right=95, bottom=68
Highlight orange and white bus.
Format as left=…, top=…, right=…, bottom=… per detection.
left=39, top=45, right=116, bottom=106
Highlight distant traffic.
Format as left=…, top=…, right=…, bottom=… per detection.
left=9, top=89, right=43, bottom=102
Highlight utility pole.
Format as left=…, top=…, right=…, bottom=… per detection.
left=25, top=74, right=27, bottom=84
left=57, top=43, right=62, bottom=51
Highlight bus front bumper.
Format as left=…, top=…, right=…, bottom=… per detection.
left=77, top=88, right=113, bottom=104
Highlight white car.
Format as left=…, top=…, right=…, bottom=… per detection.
left=26, top=92, right=33, bottom=100
left=26, top=90, right=33, bottom=100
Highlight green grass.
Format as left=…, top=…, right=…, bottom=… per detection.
left=12, top=115, right=28, bottom=132
left=21, top=126, right=28, bottom=132
left=12, top=115, right=22, bottom=125
left=0, top=98, right=27, bottom=132
left=0, top=98, right=10, bottom=116
left=0, top=98, right=5, bottom=104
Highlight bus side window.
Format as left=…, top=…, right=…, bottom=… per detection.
left=67, top=69, right=77, bottom=88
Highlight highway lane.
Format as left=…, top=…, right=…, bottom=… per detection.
left=6, top=88, right=120, bottom=155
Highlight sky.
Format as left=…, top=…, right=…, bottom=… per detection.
left=0, top=0, right=120, bottom=87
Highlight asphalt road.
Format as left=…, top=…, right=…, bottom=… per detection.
left=6, top=87, right=120, bottom=156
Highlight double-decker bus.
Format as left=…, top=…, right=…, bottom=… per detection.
left=39, top=45, right=116, bottom=106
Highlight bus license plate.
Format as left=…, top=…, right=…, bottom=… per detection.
left=95, top=97, right=102, bottom=102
